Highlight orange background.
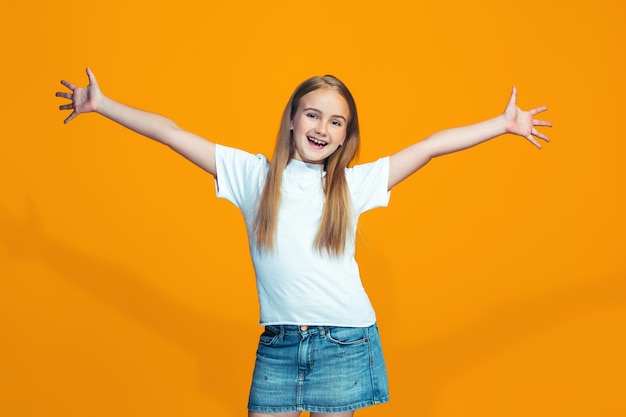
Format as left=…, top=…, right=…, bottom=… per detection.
left=1, top=0, right=625, bottom=416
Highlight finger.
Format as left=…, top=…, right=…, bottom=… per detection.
left=529, top=105, right=548, bottom=116
left=526, top=135, right=542, bottom=149
left=533, top=119, right=552, bottom=128
left=532, top=128, right=550, bottom=142
left=64, top=111, right=78, bottom=124
left=59, top=103, right=74, bottom=111
left=55, top=92, right=73, bottom=100
left=60, top=79, right=77, bottom=91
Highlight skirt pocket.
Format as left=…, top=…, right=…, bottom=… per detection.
left=325, top=326, right=369, bottom=346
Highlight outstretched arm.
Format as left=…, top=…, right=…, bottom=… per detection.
left=387, top=87, right=551, bottom=190
left=56, top=68, right=217, bottom=176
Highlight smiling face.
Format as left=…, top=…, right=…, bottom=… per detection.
left=290, top=87, right=350, bottom=164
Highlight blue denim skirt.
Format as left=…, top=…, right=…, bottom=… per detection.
left=247, top=323, right=389, bottom=413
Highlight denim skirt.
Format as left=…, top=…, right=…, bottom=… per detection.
left=247, top=323, right=389, bottom=413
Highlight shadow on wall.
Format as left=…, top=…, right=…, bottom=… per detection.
left=0, top=203, right=254, bottom=416
left=388, top=268, right=625, bottom=415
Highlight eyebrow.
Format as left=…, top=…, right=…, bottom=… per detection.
left=303, top=107, right=348, bottom=122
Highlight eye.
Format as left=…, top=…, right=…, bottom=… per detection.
left=331, top=119, right=343, bottom=127
left=306, top=112, right=319, bottom=119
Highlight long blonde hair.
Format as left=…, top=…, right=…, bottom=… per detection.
left=253, top=75, right=361, bottom=256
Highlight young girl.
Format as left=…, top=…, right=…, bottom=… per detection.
left=56, top=68, right=551, bottom=417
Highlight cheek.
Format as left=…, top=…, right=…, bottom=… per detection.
left=291, top=118, right=307, bottom=133
left=338, top=131, right=347, bottom=145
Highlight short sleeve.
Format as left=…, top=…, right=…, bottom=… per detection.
left=346, top=157, right=391, bottom=214
left=214, top=144, right=269, bottom=210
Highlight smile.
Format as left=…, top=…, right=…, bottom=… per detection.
left=307, top=136, right=328, bottom=147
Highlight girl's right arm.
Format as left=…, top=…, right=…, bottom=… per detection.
left=56, top=68, right=217, bottom=176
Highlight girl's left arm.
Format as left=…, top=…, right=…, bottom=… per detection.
left=388, top=87, right=552, bottom=190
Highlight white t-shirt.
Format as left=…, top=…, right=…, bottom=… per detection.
left=214, top=144, right=390, bottom=327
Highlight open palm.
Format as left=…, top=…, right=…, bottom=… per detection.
left=56, top=67, right=102, bottom=124
left=504, top=87, right=552, bottom=148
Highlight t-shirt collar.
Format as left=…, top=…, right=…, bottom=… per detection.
left=287, top=158, right=324, bottom=174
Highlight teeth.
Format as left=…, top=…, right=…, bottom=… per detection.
left=308, top=137, right=327, bottom=146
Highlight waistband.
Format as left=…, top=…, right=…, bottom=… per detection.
left=266, top=325, right=327, bottom=336
left=265, top=323, right=376, bottom=337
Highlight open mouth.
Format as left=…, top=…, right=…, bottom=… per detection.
left=307, top=136, right=328, bottom=147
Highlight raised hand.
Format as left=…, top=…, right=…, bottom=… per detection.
left=56, top=67, right=103, bottom=124
left=503, top=87, right=552, bottom=149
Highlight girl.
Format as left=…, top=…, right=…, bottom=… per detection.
left=56, top=68, right=551, bottom=417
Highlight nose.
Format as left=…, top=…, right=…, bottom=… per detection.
left=315, top=120, right=327, bottom=136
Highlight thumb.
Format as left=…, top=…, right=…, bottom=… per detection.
left=86, top=67, right=98, bottom=87
left=507, top=86, right=518, bottom=109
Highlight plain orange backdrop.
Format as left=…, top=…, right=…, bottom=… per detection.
left=1, top=1, right=625, bottom=416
